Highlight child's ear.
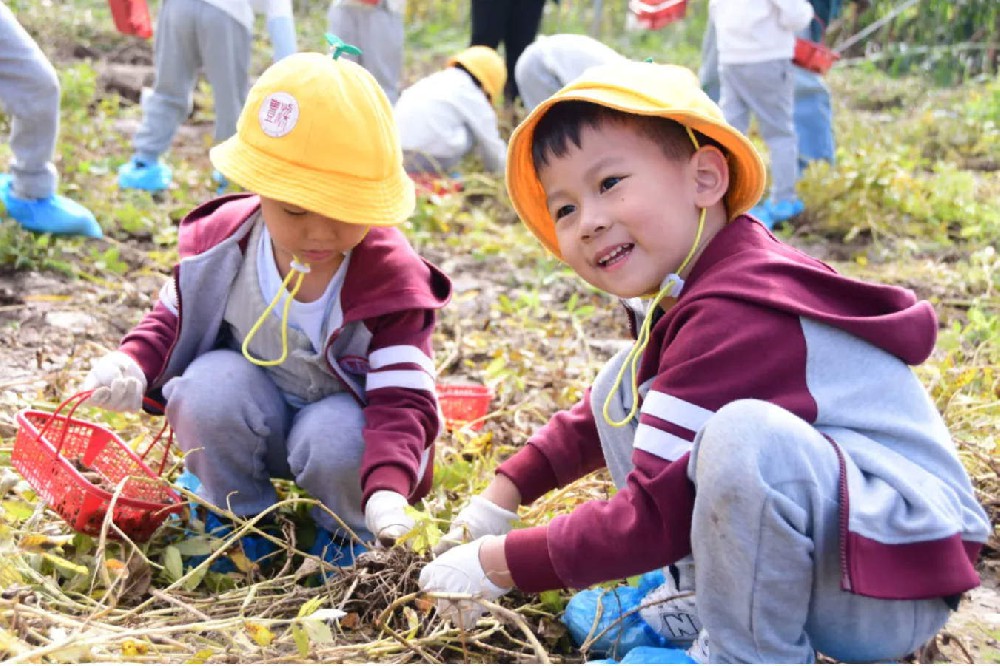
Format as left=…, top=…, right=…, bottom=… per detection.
left=691, top=146, right=730, bottom=208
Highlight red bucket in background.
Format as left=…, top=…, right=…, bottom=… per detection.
left=108, top=0, right=153, bottom=39
left=12, top=392, right=181, bottom=542
left=437, top=384, right=494, bottom=431
left=629, top=0, right=688, bottom=30
left=793, top=18, right=840, bottom=75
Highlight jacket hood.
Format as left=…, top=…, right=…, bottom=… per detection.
left=175, top=194, right=452, bottom=319
left=683, top=218, right=937, bottom=365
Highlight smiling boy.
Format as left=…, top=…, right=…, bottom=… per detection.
left=419, top=61, right=990, bottom=663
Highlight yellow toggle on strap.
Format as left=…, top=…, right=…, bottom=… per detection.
left=242, top=258, right=311, bottom=367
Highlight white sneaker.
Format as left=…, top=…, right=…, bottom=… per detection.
left=687, top=629, right=711, bottom=663
left=638, top=569, right=702, bottom=645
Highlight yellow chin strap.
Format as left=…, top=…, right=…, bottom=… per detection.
left=242, top=257, right=311, bottom=367
left=601, top=126, right=705, bottom=428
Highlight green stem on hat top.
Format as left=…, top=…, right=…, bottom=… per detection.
left=242, top=257, right=310, bottom=367
left=602, top=126, right=706, bottom=428
left=325, top=33, right=363, bottom=60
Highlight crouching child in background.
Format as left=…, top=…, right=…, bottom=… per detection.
left=419, top=60, right=990, bottom=664
left=83, top=45, right=452, bottom=574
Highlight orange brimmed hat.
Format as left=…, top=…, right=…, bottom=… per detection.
left=506, top=61, right=766, bottom=259
left=448, top=46, right=506, bottom=104
left=211, top=48, right=414, bottom=226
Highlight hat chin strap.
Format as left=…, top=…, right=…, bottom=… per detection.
left=601, top=205, right=706, bottom=428
left=242, top=257, right=311, bottom=367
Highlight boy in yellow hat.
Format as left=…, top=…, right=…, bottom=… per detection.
left=419, top=60, right=989, bottom=663
left=82, top=43, right=452, bottom=574
left=394, top=46, right=508, bottom=181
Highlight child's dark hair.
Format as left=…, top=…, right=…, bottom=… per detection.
left=531, top=101, right=725, bottom=170
left=452, top=63, right=490, bottom=102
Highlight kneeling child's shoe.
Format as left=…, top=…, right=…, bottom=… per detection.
left=767, top=197, right=805, bottom=225
left=186, top=511, right=281, bottom=574
left=309, top=526, right=368, bottom=580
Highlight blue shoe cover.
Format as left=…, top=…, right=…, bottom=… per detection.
left=768, top=197, right=805, bottom=224
left=118, top=158, right=172, bottom=192
left=309, top=526, right=368, bottom=578
left=0, top=175, right=102, bottom=238
left=563, top=585, right=668, bottom=659
left=747, top=202, right=775, bottom=230
left=212, top=170, right=229, bottom=195
left=187, top=510, right=280, bottom=574
left=621, top=646, right=697, bottom=664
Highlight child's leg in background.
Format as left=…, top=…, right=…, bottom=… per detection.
left=501, top=0, right=545, bottom=102
left=131, top=0, right=203, bottom=164
left=698, top=19, right=720, bottom=104
left=469, top=0, right=505, bottom=52
left=164, top=349, right=293, bottom=517
left=794, top=66, right=835, bottom=171
left=688, top=399, right=951, bottom=663
left=286, top=393, right=369, bottom=540
left=720, top=60, right=798, bottom=203
left=194, top=4, right=251, bottom=146
left=717, top=64, right=750, bottom=137
left=327, top=3, right=403, bottom=105
left=0, top=4, right=59, bottom=199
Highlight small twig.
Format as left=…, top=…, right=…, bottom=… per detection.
left=376, top=591, right=442, bottom=664
left=148, top=589, right=212, bottom=622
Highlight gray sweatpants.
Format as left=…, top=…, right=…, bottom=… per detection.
left=719, top=60, right=798, bottom=203
left=163, top=349, right=370, bottom=540
left=132, top=0, right=250, bottom=164
left=327, top=2, right=403, bottom=104
left=594, top=351, right=951, bottom=662
left=0, top=1, right=60, bottom=199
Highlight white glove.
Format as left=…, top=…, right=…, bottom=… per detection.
left=81, top=351, right=147, bottom=412
left=364, top=490, right=414, bottom=548
left=418, top=536, right=510, bottom=629
left=433, top=495, right=519, bottom=555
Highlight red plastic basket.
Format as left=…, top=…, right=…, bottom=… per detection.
left=107, top=0, right=153, bottom=39
left=629, top=0, right=688, bottom=30
left=793, top=19, right=840, bottom=75
left=412, top=173, right=464, bottom=199
left=437, top=384, right=494, bottom=431
left=12, top=392, right=182, bottom=542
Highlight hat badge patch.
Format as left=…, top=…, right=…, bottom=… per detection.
left=258, top=92, right=299, bottom=138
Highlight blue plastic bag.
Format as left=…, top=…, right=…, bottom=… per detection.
left=563, top=585, right=668, bottom=659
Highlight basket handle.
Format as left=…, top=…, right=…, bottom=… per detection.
left=40, top=391, right=175, bottom=476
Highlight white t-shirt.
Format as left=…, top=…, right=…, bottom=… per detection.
left=257, top=227, right=348, bottom=353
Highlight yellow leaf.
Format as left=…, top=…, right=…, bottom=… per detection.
left=187, top=648, right=215, bottom=664
left=402, top=606, right=420, bottom=640
left=41, top=552, right=88, bottom=576
left=121, top=639, right=149, bottom=657
left=244, top=621, right=274, bottom=647
left=229, top=549, right=254, bottom=573
left=18, top=533, right=75, bottom=552
left=297, top=595, right=324, bottom=618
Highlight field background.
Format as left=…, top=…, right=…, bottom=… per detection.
left=0, top=0, right=997, bottom=662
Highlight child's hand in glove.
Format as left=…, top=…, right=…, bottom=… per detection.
left=364, top=490, right=415, bottom=548
left=433, top=494, right=519, bottom=555
left=418, top=535, right=511, bottom=629
left=81, top=351, right=147, bottom=412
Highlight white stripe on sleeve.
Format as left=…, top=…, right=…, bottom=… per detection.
left=366, top=369, right=436, bottom=394
left=369, top=345, right=436, bottom=376
left=642, top=391, right=713, bottom=433
left=634, top=424, right=693, bottom=462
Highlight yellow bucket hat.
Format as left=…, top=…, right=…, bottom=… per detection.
left=210, top=50, right=414, bottom=227
left=506, top=60, right=766, bottom=259
left=448, top=46, right=506, bottom=104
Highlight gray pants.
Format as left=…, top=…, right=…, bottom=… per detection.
left=597, top=379, right=951, bottom=661
left=132, top=0, right=250, bottom=163
left=327, top=2, right=403, bottom=105
left=719, top=60, right=798, bottom=203
left=0, top=2, right=60, bottom=199
left=163, top=349, right=370, bottom=539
